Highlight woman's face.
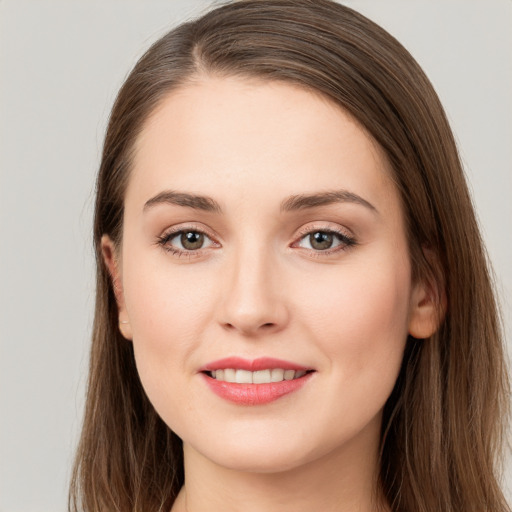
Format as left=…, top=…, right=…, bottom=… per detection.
left=105, top=77, right=432, bottom=474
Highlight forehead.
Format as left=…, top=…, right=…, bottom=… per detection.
left=127, top=76, right=398, bottom=213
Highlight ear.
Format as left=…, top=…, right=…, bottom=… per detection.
left=101, top=235, right=133, bottom=340
left=408, top=273, right=446, bottom=340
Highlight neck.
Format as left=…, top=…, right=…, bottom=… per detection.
left=172, top=420, right=389, bottom=512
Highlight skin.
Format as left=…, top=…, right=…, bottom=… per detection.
left=103, top=76, right=438, bottom=512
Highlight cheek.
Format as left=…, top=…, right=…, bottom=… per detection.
left=291, top=256, right=411, bottom=440
left=120, top=249, right=219, bottom=403
left=124, top=248, right=215, bottom=339
left=297, top=254, right=411, bottom=382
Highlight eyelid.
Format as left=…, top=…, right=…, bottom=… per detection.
left=155, top=221, right=356, bottom=258
left=291, top=222, right=357, bottom=254
left=158, top=222, right=218, bottom=240
left=156, top=223, right=221, bottom=256
left=294, top=222, right=354, bottom=239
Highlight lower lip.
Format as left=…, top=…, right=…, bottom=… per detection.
left=201, top=373, right=313, bottom=405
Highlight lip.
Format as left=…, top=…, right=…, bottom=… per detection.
left=199, top=356, right=310, bottom=372
left=199, top=357, right=314, bottom=405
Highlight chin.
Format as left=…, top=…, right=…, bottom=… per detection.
left=203, top=443, right=314, bottom=474
left=182, top=422, right=343, bottom=475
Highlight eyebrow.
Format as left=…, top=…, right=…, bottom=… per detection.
left=143, top=191, right=222, bottom=213
left=143, top=189, right=377, bottom=215
left=280, top=190, right=378, bottom=214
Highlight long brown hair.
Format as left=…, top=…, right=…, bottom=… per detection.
left=70, top=1, right=510, bottom=510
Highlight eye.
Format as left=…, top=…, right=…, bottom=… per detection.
left=295, top=229, right=355, bottom=252
left=176, top=231, right=208, bottom=250
left=158, top=229, right=216, bottom=253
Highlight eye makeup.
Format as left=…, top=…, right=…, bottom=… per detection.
left=291, top=223, right=357, bottom=257
left=155, top=221, right=357, bottom=260
left=155, top=223, right=220, bottom=258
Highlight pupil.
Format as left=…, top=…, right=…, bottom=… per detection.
left=181, top=231, right=204, bottom=250
left=310, top=231, right=333, bottom=250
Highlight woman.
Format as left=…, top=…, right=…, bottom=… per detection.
left=69, top=1, right=510, bottom=511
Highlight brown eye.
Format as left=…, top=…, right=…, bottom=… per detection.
left=180, top=231, right=205, bottom=250
left=295, top=228, right=355, bottom=253
left=309, top=231, right=334, bottom=250
left=159, top=229, right=216, bottom=254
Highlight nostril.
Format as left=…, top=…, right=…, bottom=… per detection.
left=221, top=321, right=277, bottom=334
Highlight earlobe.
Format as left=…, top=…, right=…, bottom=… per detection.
left=101, top=235, right=133, bottom=340
left=408, top=277, right=446, bottom=340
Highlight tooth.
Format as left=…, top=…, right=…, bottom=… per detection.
left=253, top=369, right=271, bottom=384
left=212, top=368, right=305, bottom=383
left=271, top=369, right=285, bottom=382
left=224, top=369, right=236, bottom=382
left=284, top=370, right=295, bottom=381
left=235, top=369, right=253, bottom=384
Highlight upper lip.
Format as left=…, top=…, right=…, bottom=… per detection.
left=199, top=357, right=311, bottom=372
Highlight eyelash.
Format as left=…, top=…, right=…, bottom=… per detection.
left=292, top=225, right=357, bottom=256
left=156, top=225, right=218, bottom=258
left=156, top=225, right=357, bottom=258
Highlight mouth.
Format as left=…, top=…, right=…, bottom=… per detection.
left=204, top=368, right=312, bottom=383
left=200, top=357, right=315, bottom=405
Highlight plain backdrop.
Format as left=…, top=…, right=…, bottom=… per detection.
left=0, top=1, right=511, bottom=510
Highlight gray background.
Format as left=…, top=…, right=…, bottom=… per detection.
left=0, top=1, right=510, bottom=510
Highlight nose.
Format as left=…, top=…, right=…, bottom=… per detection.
left=218, top=247, right=290, bottom=337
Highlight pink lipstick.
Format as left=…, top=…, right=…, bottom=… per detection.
left=199, top=357, right=314, bottom=405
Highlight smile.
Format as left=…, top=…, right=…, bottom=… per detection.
left=207, top=368, right=308, bottom=383
left=200, top=357, right=315, bottom=405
